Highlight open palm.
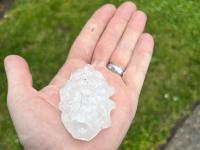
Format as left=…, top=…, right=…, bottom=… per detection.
left=4, top=2, right=154, bottom=150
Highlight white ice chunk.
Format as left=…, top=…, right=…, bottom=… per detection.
left=59, top=64, right=115, bottom=141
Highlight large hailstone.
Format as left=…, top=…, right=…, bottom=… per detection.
left=59, top=65, right=115, bottom=141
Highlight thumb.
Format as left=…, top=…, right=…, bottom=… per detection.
left=4, top=55, right=33, bottom=95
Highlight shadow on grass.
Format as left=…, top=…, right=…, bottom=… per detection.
left=159, top=99, right=200, bottom=149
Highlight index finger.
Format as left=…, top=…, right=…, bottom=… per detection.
left=67, top=4, right=116, bottom=63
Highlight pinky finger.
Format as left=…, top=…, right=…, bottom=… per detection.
left=123, top=33, right=154, bottom=96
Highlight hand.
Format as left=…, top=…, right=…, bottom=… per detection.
left=4, top=2, right=154, bottom=150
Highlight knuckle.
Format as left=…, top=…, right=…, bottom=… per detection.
left=117, top=15, right=130, bottom=24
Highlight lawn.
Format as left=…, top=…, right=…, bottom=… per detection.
left=0, top=0, right=200, bottom=149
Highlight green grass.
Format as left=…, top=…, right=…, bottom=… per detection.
left=0, top=0, right=200, bottom=149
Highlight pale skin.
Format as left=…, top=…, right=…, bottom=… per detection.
left=4, top=2, right=154, bottom=150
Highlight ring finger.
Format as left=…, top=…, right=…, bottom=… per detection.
left=109, top=11, right=147, bottom=70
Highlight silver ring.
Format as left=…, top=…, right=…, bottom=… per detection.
left=107, top=63, right=124, bottom=76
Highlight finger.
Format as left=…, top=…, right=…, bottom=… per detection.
left=67, top=4, right=116, bottom=63
left=92, top=2, right=136, bottom=66
left=4, top=55, right=33, bottom=94
left=109, top=11, right=147, bottom=69
left=123, top=33, right=154, bottom=95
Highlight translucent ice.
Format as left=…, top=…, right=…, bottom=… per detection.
left=59, top=65, right=115, bottom=141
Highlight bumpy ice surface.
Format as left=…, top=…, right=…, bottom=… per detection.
left=59, top=65, right=115, bottom=141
